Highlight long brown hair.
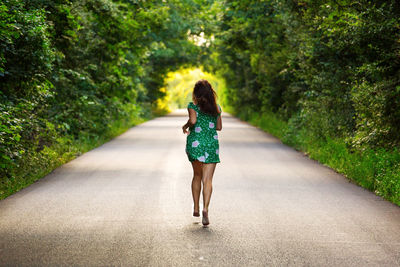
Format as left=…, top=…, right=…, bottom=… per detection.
left=193, top=80, right=219, bottom=116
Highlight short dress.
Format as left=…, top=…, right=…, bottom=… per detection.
left=185, top=102, right=221, bottom=163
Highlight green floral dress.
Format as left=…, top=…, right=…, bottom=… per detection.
left=185, top=102, right=221, bottom=163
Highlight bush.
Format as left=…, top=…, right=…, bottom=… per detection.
left=0, top=0, right=211, bottom=199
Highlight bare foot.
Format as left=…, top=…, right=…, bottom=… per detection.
left=202, top=210, right=209, bottom=225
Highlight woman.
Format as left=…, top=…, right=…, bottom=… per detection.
left=182, top=79, right=222, bottom=226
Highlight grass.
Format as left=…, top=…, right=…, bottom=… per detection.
left=0, top=111, right=151, bottom=201
left=234, top=109, right=400, bottom=206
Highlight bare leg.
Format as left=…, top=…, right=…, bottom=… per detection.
left=191, top=161, right=203, bottom=214
left=202, top=163, right=216, bottom=212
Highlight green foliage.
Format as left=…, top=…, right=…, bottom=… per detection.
left=0, top=1, right=54, bottom=90
left=1, top=0, right=399, bottom=205
left=159, top=68, right=226, bottom=111
left=210, top=0, right=400, bottom=204
left=0, top=0, right=213, bottom=199
left=212, top=0, right=400, bottom=148
left=240, top=110, right=400, bottom=206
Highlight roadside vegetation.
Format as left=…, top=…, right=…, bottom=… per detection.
left=0, top=0, right=215, bottom=199
left=211, top=0, right=400, bottom=205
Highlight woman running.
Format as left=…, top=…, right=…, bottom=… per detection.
left=182, top=79, right=222, bottom=226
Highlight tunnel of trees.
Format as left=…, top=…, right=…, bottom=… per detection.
left=1, top=0, right=399, bottom=204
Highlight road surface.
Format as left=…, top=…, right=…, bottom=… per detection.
left=1, top=110, right=400, bottom=266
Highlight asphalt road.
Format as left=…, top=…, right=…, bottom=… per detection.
left=1, top=110, right=400, bottom=266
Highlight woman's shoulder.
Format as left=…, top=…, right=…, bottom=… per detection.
left=187, top=102, right=197, bottom=110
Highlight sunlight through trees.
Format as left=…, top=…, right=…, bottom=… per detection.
left=155, top=68, right=226, bottom=113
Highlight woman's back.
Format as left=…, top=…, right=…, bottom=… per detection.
left=186, top=102, right=220, bottom=163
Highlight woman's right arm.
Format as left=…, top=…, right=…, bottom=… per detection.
left=182, top=108, right=197, bottom=134
left=216, top=106, right=222, bottom=131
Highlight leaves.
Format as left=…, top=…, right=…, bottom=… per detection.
left=0, top=0, right=213, bottom=193
left=211, top=0, right=400, bottom=149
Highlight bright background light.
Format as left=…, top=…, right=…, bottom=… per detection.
left=155, top=68, right=226, bottom=112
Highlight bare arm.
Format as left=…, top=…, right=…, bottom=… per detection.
left=216, top=106, right=222, bottom=131
left=182, top=108, right=197, bottom=134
